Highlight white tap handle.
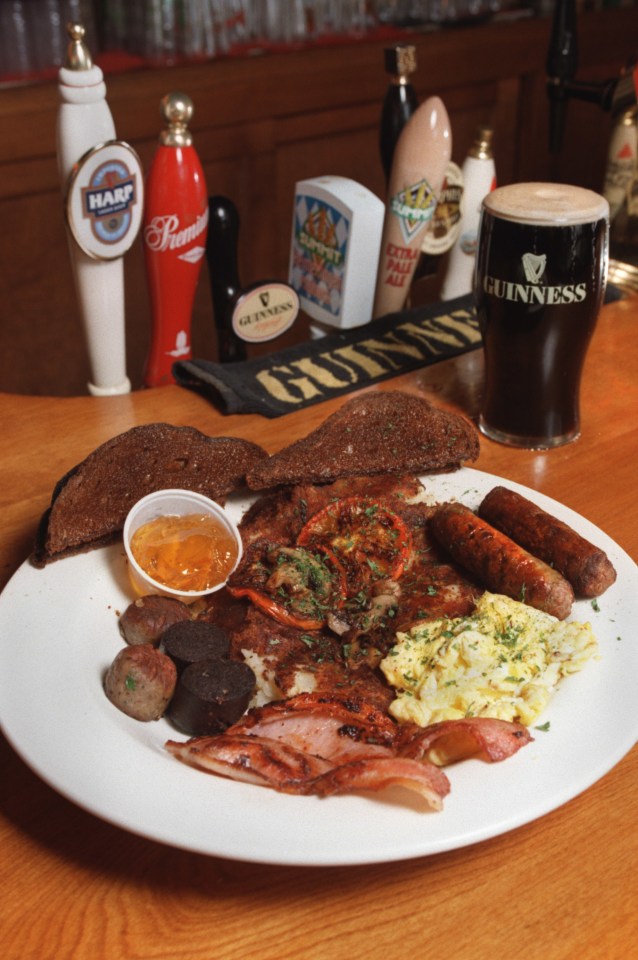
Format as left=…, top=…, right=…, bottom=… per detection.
left=56, top=24, right=142, bottom=395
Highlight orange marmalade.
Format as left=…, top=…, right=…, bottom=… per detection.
left=129, top=513, right=239, bottom=593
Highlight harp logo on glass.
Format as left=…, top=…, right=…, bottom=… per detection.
left=522, top=252, right=546, bottom=284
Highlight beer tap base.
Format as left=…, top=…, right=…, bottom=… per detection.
left=87, top=378, right=132, bottom=397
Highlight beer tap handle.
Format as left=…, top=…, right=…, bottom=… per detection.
left=57, top=22, right=143, bottom=395
left=379, top=44, right=419, bottom=185
left=143, top=92, right=208, bottom=388
left=546, top=0, right=578, bottom=154
left=610, top=56, right=638, bottom=117
left=372, top=96, right=451, bottom=319
left=205, top=196, right=247, bottom=363
left=547, top=0, right=637, bottom=152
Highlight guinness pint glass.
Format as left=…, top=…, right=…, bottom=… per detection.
left=474, top=182, right=609, bottom=448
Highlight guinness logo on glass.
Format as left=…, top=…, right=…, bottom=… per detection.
left=483, top=249, right=587, bottom=306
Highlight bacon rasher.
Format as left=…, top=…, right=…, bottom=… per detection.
left=166, top=694, right=532, bottom=810
left=165, top=734, right=332, bottom=793
left=229, top=693, right=397, bottom=761
left=398, top=717, right=534, bottom=766
left=308, top=757, right=451, bottom=809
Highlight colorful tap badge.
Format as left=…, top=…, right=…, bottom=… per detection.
left=290, top=194, right=349, bottom=320
left=378, top=176, right=438, bottom=292
left=421, top=161, right=464, bottom=257
left=65, top=140, right=143, bottom=260
left=390, top=177, right=438, bottom=243
left=232, top=283, right=299, bottom=343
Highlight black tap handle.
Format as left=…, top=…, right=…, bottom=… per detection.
left=547, top=1, right=637, bottom=152
left=546, top=0, right=578, bottom=85
left=546, top=0, right=579, bottom=155
left=207, top=195, right=241, bottom=302
left=379, top=45, right=419, bottom=185
left=380, top=83, right=419, bottom=184
left=205, top=195, right=247, bottom=363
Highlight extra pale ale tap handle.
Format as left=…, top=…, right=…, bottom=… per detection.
left=372, top=96, right=451, bottom=319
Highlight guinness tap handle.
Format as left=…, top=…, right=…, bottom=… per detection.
left=205, top=196, right=247, bottom=363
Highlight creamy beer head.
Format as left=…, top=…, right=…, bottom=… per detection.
left=484, top=182, right=609, bottom=227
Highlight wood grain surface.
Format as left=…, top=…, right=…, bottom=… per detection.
left=0, top=296, right=636, bottom=960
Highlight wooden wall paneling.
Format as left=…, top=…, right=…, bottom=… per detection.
left=1, top=153, right=59, bottom=201
left=0, top=191, right=88, bottom=395
left=0, top=84, right=57, bottom=171
left=484, top=77, right=520, bottom=186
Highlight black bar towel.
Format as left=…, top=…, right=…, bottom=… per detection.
left=173, top=295, right=482, bottom=417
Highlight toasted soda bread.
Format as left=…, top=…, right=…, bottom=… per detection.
left=32, top=423, right=267, bottom=566
left=246, top=391, right=479, bottom=490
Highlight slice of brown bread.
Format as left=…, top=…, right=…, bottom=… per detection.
left=32, top=423, right=268, bottom=566
left=246, top=391, right=480, bottom=490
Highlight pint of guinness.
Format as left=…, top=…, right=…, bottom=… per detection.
left=474, top=183, right=609, bottom=448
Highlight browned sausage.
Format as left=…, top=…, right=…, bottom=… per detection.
left=104, top=644, right=177, bottom=721
left=479, top=486, right=617, bottom=598
left=430, top=502, right=574, bottom=620
left=119, top=594, right=191, bottom=646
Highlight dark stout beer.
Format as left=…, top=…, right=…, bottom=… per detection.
left=474, top=183, right=609, bottom=448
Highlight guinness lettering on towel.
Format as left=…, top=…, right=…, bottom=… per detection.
left=475, top=182, right=609, bottom=449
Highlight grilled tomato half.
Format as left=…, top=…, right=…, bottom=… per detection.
left=297, top=496, right=413, bottom=596
left=227, top=538, right=347, bottom=630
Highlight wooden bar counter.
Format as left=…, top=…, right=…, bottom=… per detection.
left=1, top=294, right=637, bottom=959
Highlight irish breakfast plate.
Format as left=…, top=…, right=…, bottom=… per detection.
left=0, top=468, right=636, bottom=866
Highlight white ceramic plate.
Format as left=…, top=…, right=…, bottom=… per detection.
left=1, top=468, right=636, bottom=866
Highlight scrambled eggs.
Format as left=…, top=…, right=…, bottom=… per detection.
left=380, top=593, right=598, bottom=727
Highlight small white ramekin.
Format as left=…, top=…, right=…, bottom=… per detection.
left=122, top=488, right=243, bottom=603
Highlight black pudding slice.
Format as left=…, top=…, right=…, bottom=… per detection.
left=168, top=658, right=256, bottom=735
left=160, top=621, right=231, bottom=675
